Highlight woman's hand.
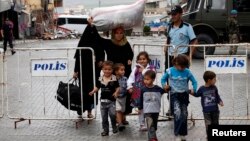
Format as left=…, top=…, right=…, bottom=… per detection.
left=87, top=17, right=93, bottom=25
left=128, top=60, right=132, bottom=65
left=98, top=61, right=103, bottom=68
left=73, top=72, right=78, bottom=79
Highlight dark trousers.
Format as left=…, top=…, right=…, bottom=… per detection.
left=169, top=91, right=190, bottom=115
left=100, top=101, right=116, bottom=132
left=3, top=37, right=13, bottom=52
left=169, top=93, right=175, bottom=115
left=145, top=113, right=159, bottom=140
left=203, top=111, right=220, bottom=136
left=164, top=53, right=174, bottom=71
left=172, top=93, right=189, bottom=136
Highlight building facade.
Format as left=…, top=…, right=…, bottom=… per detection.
left=145, top=0, right=167, bottom=15
left=0, top=0, right=55, bottom=39
left=20, top=0, right=55, bottom=38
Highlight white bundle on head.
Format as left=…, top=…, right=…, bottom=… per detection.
left=90, top=0, right=145, bottom=31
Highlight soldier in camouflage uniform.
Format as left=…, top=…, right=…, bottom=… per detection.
left=227, top=9, right=240, bottom=55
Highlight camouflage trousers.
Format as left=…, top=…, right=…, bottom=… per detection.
left=229, top=34, right=239, bottom=55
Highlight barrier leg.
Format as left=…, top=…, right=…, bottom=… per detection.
left=232, top=74, right=234, bottom=119
left=14, top=118, right=31, bottom=129
left=0, top=51, right=4, bottom=118
left=74, top=119, right=83, bottom=129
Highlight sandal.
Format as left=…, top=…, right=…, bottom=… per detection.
left=88, top=114, right=94, bottom=118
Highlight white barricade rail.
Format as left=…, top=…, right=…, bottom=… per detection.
left=187, top=43, right=249, bottom=121
left=200, top=44, right=249, bottom=120
left=5, top=47, right=97, bottom=128
left=0, top=49, right=4, bottom=118
left=133, top=43, right=250, bottom=122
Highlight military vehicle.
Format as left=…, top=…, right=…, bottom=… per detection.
left=180, top=0, right=250, bottom=58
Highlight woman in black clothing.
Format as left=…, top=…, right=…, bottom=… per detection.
left=74, top=18, right=134, bottom=118
left=73, top=23, right=105, bottom=118
left=101, top=26, right=134, bottom=120
left=104, top=27, right=134, bottom=78
left=103, top=27, right=134, bottom=123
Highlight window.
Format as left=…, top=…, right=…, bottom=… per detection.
left=194, top=0, right=201, bottom=9
left=234, top=0, right=250, bottom=12
left=57, top=18, right=66, bottom=25
left=68, top=18, right=88, bottom=24
left=211, top=0, right=226, bottom=9
left=188, top=0, right=200, bottom=12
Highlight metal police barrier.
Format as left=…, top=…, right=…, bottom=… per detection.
left=133, top=43, right=250, bottom=122
left=200, top=43, right=249, bottom=120
left=0, top=49, right=4, bottom=118
left=5, top=47, right=97, bottom=128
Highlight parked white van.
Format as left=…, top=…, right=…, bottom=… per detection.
left=57, top=15, right=89, bottom=35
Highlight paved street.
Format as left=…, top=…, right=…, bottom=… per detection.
left=0, top=37, right=250, bottom=141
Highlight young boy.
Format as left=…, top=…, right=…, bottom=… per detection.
left=89, top=61, right=120, bottom=136
left=191, top=71, right=224, bottom=136
left=114, top=63, right=127, bottom=131
left=138, top=70, right=165, bottom=141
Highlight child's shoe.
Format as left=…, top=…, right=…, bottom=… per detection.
left=74, top=115, right=83, bottom=122
left=150, top=138, right=158, bottom=141
left=180, top=135, right=186, bottom=141
left=101, top=131, right=109, bottom=136
left=175, top=136, right=181, bottom=141
left=118, top=124, right=125, bottom=131
left=113, top=127, right=118, bottom=134
left=77, top=115, right=82, bottom=119
left=140, top=125, right=147, bottom=131
left=122, top=120, right=129, bottom=125
left=11, top=50, right=16, bottom=55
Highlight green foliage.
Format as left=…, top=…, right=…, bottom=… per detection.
left=143, top=25, right=150, bottom=33
left=143, top=25, right=151, bottom=36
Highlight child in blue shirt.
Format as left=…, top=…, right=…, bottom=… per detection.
left=190, top=71, right=224, bottom=136
left=161, top=54, right=197, bottom=141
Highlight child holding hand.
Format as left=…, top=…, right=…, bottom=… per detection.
left=89, top=61, right=120, bottom=136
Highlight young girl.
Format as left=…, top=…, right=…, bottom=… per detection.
left=127, top=51, right=155, bottom=131
left=114, top=63, right=128, bottom=131
left=89, top=61, right=120, bottom=136
left=161, top=54, right=197, bottom=141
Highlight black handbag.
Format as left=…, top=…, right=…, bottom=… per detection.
left=55, top=78, right=82, bottom=111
